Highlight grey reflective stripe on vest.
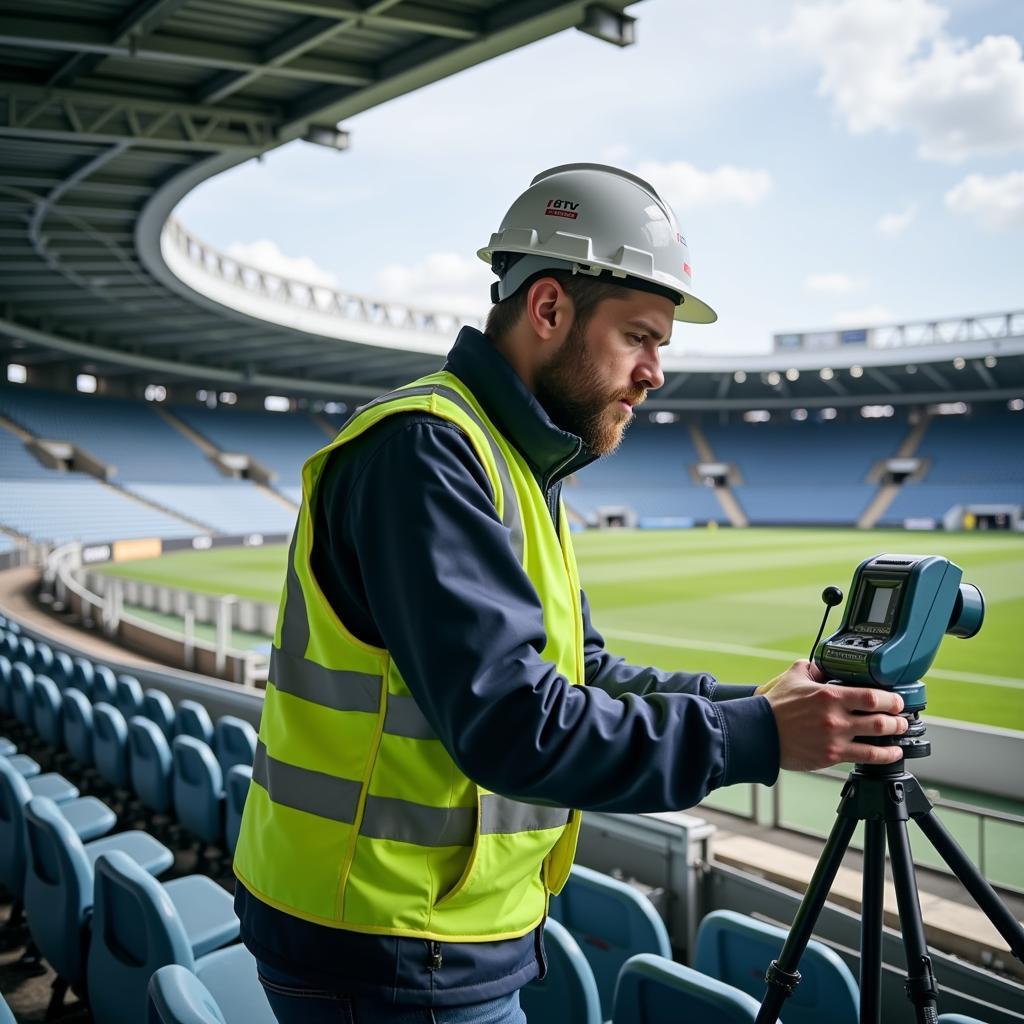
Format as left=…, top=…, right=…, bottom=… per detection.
left=268, top=649, right=438, bottom=740
left=253, top=742, right=569, bottom=846
left=278, top=529, right=310, bottom=656
left=355, top=384, right=524, bottom=563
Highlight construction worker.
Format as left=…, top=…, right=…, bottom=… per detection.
left=233, top=164, right=908, bottom=1024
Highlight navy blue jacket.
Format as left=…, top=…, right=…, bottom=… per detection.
left=236, top=327, right=780, bottom=1005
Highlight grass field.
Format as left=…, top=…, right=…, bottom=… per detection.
left=99, top=528, right=1024, bottom=732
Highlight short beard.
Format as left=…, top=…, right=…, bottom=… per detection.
left=534, top=321, right=643, bottom=456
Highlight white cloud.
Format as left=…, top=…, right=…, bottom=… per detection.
left=945, top=171, right=1024, bottom=230
left=877, top=204, right=918, bottom=236
left=773, top=0, right=1024, bottom=162
left=634, top=160, right=773, bottom=210
left=225, top=239, right=337, bottom=288
left=373, top=251, right=494, bottom=316
left=803, top=272, right=865, bottom=294
left=832, top=304, right=896, bottom=327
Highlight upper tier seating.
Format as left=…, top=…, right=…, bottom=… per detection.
left=568, top=421, right=726, bottom=524
left=170, top=406, right=330, bottom=495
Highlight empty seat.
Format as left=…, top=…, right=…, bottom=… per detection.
left=71, top=657, right=94, bottom=699
left=51, top=650, right=75, bottom=689
left=92, top=665, right=118, bottom=705
left=0, top=757, right=115, bottom=916
left=177, top=700, right=214, bottom=747
left=6, top=753, right=42, bottom=779
left=33, top=641, right=54, bottom=675
left=149, top=948, right=276, bottom=1024
left=62, top=688, right=95, bottom=768
left=694, top=910, right=859, bottom=1024
left=145, top=688, right=177, bottom=740
left=224, top=765, right=251, bottom=856
left=0, top=991, right=14, bottom=1024
left=214, top=717, right=256, bottom=776
left=93, top=702, right=131, bottom=790
left=0, top=653, right=12, bottom=714
left=87, top=850, right=240, bottom=1024
left=521, top=917, right=602, bottom=1024
left=129, top=716, right=174, bottom=815
left=173, top=736, right=224, bottom=848
left=0, top=737, right=14, bottom=757
left=550, top=863, right=672, bottom=1016
left=612, top=954, right=761, bottom=1023
left=17, top=636, right=35, bottom=666
left=937, top=1016, right=991, bottom=1023
left=9, top=661, right=35, bottom=727
left=115, top=674, right=145, bottom=719
left=32, top=674, right=63, bottom=749
left=22, top=796, right=175, bottom=1012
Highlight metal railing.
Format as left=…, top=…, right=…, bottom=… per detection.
left=164, top=216, right=484, bottom=336
left=869, top=311, right=1024, bottom=349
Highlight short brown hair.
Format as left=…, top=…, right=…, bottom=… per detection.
left=484, top=269, right=631, bottom=344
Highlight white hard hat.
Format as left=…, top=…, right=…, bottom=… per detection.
left=478, top=163, right=717, bottom=325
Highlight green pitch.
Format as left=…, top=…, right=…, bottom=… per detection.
left=99, top=528, right=1024, bottom=731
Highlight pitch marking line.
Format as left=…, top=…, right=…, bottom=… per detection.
left=602, top=628, right=1024, bottom=691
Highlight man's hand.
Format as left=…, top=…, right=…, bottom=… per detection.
left=758, top=660, right=908, bottom=770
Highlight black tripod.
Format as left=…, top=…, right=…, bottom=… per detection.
left=755, top=746, right=1024, bottom=1024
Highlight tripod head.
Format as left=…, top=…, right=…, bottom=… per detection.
left=811, top=554, right=984, bottom=758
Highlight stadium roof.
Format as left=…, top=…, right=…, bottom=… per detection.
left=1, top=0, right=1022, bottom=411
left=0, top=0, right=638, bottom=396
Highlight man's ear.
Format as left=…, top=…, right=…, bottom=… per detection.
left=525, top=278, right=571, bottom=340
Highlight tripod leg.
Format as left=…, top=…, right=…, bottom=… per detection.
left=885, top=818, right=939, bottom=1024
left=915, top=809, right=1024, bottom=961
left=859, top=819, right=886, bottom=1024
left=756, top=812, right=859, bottom=1024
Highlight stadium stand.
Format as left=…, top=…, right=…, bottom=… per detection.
left=568, top=421, right=726, bottom=524
left=0, top=386, right=296, bottom=539
left=169, top=406, right=331, bottom=504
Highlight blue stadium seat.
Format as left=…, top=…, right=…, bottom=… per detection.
left=937, top=1016, right=991, bottom=1023
left=116, top=673, right=145, bottom=719
left=612, top=953, right=761, bottom=1023
left=22, top=796, right=174, bottom=1012
left=224, top=765, right=251, bottom=856
left=32, top=674, right=63, bottom=749
left=0, top=991, right=15, bottom=1024
left=71, top=656, right=95, bottom=699
left=145, top=688, right=177, bottom=740
left=694, top=910, right=858, bottom=1024
left=51, top=650, right=75, bottom=689
left=9, top=661, right=35, bottom=728
left=94, top=702, right=131, bottom=790
left=177, top=700, right=215, bottom=747
left=92, top=664, right=118, bottom=705
left=33, top=641, right=54, bottom=675
left=173, top=736, right=224, bottom=849
left=214, top=716, right=256, bottom=776
left=0, top=757, right=115, bottom=915
left=0, top=737, right=14, bottom=757
left=6, top=752, right=42, bottom=779
left=17, top=635, right=35, bottom=667
left=87, top=850, right=240, bottom=1024
left=129, top=716, right=174, bottom=815
left=0, top=653, right=12, bottom=714
left=148, top=965, right=228, bottom=1024
left=521, top=917, right=601, bottom=1024
left=193, top=945, right=278, bottom=1024
left=62, top=688, right=95, bottom=768
left=549, top=863, right=672, bottom=1017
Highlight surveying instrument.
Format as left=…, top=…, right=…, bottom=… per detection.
left=755, top=554, right=1024, bottom=1024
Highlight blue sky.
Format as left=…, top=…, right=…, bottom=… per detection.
left=177, top=0, right=1024, bottom=356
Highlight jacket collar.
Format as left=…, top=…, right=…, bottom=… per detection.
left=443, top=326, right=598, bottom=486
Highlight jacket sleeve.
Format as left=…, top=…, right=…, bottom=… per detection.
left=333, top=419, right=780, bottom=813
left=581, top=590, right=759, bottom=703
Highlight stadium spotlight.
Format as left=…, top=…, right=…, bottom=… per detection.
left=743, top=409, right=771, bottom=423
left=6, top=363, right=27, bottom=384
left=791, top=408, right=808, bottom=421
left=984, top=355, right=998, bottom=368
left=265, top=395, right=291, bottom=413
left=323, top=401, right=347, bottom=415
left=219, top=391, right=237, bottom=405
left=76, top=373, right=97, bottom=394
left=577, top=4, right=637, bottom=46
left=861, top=404, right=895, bottom=418
left=144, top=384, right=167, bottom=402
left=733, top=370, right=746, bottom=383
left=819, top=367, right=834, bottom=381
left=905, top=364, right=917, bottom=375
left=766, top=371, right=781, bottom=386
left=953, top=356, right=966, bottom=370
left=849, top=365, right=863, bottom=378
left=819, top=407, right=838, bottom=420
left=785, top=368, right=800, bottom=382
left=1009, top=399, right=1023, bottom=412
left=303, top=125, right=350, bottom=151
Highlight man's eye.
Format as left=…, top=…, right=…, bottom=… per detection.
left=626, top=333, right=644, bottom=345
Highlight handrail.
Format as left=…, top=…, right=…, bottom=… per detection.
left=164, top=215, right=484, bottom=337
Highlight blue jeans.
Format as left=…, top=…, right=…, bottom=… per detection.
left=256, top=961, right=528, bottom=1024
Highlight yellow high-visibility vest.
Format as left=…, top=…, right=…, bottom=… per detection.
left=234, top=370, right=584, bottom=941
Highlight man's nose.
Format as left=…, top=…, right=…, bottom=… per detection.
left=634, top=348, right=665, bottom=391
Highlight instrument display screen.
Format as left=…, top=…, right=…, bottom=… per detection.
left=853, top=578, right=902, bottom=635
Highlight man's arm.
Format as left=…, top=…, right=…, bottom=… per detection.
left=581, top=590, right=758, bottom=703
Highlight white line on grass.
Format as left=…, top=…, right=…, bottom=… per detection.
left=602, top=628, right=1024, bottom=691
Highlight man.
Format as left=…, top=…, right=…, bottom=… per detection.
left=233, top=164, right=908, bottom=1024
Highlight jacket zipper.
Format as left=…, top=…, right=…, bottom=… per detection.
left=427, top=940, right=443, bottom=972
left=542, top=441, right=583, bottom=524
